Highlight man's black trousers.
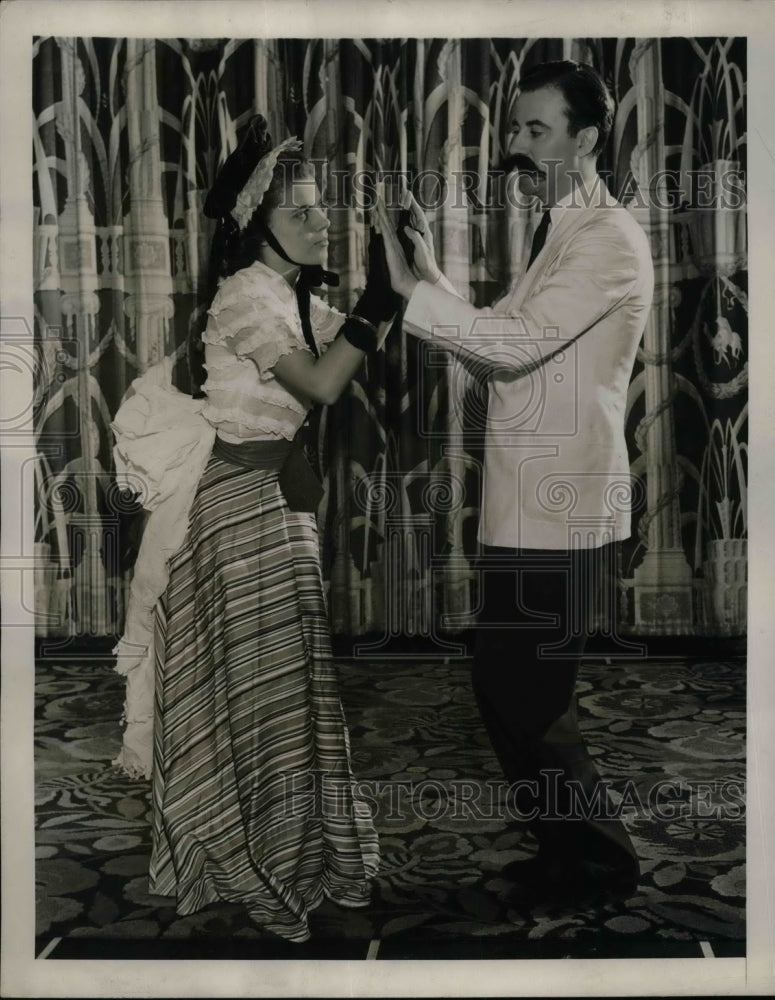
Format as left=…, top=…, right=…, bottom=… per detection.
left=473, top=543, right=639, bottom=876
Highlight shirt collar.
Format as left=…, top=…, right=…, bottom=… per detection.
left=547, top=174, right=605, bottom=226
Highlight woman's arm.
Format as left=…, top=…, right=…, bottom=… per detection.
left=270, top=332, right=379, bottom=406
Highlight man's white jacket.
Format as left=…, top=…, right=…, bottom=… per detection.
left=403, top=183, right=655, bottom=551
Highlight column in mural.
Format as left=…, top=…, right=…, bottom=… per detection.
left=432, top=38, right=497, bottom=633
left=627, top=39, right=695, bottom=634
left=300, top=37, right=374, bottom=636
left=54, top=38, right=114, bottom=636
left=414, top=39, right=471, bottom=638
left=33, top=39, right=70, bottom=636
left=123, top=39, right=175, bottom=373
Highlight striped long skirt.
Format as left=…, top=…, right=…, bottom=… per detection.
left=148, top=454, right=379, bottom=942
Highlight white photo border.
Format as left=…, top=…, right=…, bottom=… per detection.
left=2, top=1, right=773, bottom=996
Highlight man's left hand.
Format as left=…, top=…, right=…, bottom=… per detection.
left=374, top=196, right=419, bottom=300
left=400, top=187, right=441, bottom=285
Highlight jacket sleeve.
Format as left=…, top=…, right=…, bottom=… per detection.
left=403, top=222, right=641, bottom=377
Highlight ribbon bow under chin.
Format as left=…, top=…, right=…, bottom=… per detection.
left=301, top=265, right=340, bottom=289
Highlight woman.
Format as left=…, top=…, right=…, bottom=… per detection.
left=145, top=116, right=393, bottom=942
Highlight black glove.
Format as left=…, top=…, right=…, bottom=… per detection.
left=352, top=228, right=403, bottom=325
left=396, top=207, right=416, bottom=269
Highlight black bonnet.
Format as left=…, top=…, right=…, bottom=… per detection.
left=203, top=115, right=274, bottom=220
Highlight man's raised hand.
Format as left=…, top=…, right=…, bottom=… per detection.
left=374, top=194, right=418, bottom=300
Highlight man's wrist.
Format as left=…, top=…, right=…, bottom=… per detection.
left=401, top=276, right=419, bottom=300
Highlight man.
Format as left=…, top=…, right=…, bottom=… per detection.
left=377, top=60, right=654, bottom=907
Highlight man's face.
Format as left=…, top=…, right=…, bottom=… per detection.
left=506, top=85, right=592, bottom=205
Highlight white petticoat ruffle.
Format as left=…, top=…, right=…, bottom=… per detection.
left=111, top=357, right=215, bottom=778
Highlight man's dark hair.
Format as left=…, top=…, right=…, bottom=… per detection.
left=519, top=60, right=615, bottom=156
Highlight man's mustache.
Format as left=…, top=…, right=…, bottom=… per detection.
left=494, top=153, right=543, bottom=176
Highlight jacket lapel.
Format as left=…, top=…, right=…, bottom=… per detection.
left=508, top=185, right=621, bottom=310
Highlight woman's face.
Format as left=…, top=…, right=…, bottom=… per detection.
left=264, top=177, right=330, bottom=268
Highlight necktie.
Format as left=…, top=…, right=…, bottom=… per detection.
left=527, top=210, right=551, bottom=270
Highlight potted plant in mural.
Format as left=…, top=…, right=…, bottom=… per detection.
left=683, top=39, right=746, bottom=277
left=697, top=416, right=747, bottom=633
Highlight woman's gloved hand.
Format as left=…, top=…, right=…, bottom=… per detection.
left=352, top=227, right=404, bottom=325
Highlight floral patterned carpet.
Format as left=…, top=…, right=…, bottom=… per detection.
left=34, top=650, right=746, bottom=960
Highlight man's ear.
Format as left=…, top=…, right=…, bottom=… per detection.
left=577, top=125, right=599, bottom=157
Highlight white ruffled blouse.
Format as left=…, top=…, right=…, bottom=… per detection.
left=201, top=260, right=346, bottom=442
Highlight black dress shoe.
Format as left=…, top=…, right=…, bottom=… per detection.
left=500, top=855, right=550, bottom=884
left=504, top=859, right=638, bottom=909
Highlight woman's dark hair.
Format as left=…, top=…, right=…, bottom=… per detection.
left=519, top=59, right=615, bottom=156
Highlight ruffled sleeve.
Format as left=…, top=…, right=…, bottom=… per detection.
left=310, top=292, right=347, bottom=349
left=204, top=266, right=308, bottom=378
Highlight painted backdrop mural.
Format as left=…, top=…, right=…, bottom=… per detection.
left=32, top=36, right=747, bottom=640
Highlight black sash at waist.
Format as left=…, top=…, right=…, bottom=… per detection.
left=212, top=435, right=292, bottom=471
left=211, top=434, right=323, bottom=513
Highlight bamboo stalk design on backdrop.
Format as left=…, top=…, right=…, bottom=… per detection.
left=32, top=36, right=747, bottom=639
